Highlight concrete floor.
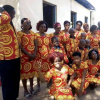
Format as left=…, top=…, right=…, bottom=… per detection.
left=0, top=78, right=100, bottom=100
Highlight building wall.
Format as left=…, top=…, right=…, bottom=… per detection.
left=0, top=0, right=20, bottom=30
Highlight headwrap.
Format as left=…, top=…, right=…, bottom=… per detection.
left=53, top=22, right=61, bottom=28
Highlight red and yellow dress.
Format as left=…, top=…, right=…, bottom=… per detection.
left=71, top=62, right=89, bottom=92
left=86, top=34, right=100, bottom=50
left=0, top=11, right=19, bottom=60
left=19, top=31, right=35, bottom=79
left=75, top=29, right=84, bottom=39
left=49, top=32, right=65, bottom=46
left=83, top=31, right=91, bottom=38
left=66, top=37, right=79, bottom=58
left=34, top=33, right=51, bottom=76
left=49, top=45, right=69, bottom=64
left=45, top=64, right=74, bottom=100
left=86, top=60, right=100, bottom=84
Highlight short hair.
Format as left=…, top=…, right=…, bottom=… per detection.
left=72, top=51, right=81, bottom=57
left=88, top=49, right=99, bottom=60
left=49, top=52, right=64, bottom=64
left=69, top=28, right=75, bottom=33
left=21, top=18, right=32, bottom=30
left=3, top=5, right=14, bottom=14
left=51, top=36, right=58, bottom=44
left=76, top=21, right=83, bottom=26
left=36, top=20, right=48, bottom=32
left=90, top=25, right=97, bottom=32
left=53, top=22, right=61, bottom=28
left=64, top=20, right=70, bottom=26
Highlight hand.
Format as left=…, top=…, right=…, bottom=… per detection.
left=0, top=7, right=4, bottom=13
left=77, top=88, right=82, bottom=96
left=64, top=85, right=71, bottom=89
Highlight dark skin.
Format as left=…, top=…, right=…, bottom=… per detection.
left=54, top=25, right=61, bottom=35
left=73, top=56, right=87, bottom=96
left=91, top=28, right=97, bottom=38
left=20, top=19, right=38, bottom=98
left=69, top=29, right=75, bottom=38
left=80, top=33, right=86, bottom=40
left=64, top=23, right=70, bottom=34
left=83, top=25, right=89, bottom=33
left=76, top=22, right=82, bottom=31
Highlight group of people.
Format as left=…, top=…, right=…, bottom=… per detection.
left=1, top=4, right=100, bottom=100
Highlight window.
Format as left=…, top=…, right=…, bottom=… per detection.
left=43, top=2, right=56, bottom=28
left=85, top=17, right=88, bottom=23
left=71, top=11, right=77, bottom=28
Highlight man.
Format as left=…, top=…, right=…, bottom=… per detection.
left=0, top=5, right=20, bottom=100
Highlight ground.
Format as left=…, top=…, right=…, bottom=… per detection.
left=0, top=78, right=100, bottom=100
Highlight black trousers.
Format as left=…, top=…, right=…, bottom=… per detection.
left=0, top=58, right=20, bottom=100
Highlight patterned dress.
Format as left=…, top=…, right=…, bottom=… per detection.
left=75, top=29, right=84, bottom=39
left=19, top=31, right=35, bottom=79
left=86, top=34, right=100, bottom=50
left=45, top=64, right=74, bottom=100
left=34, top=33, right=51, bottom=76
left=49, top=45, right=69, bottom=64
left=66, top=37, right=79, bottom=59
left=86, top=60, right=100, bottom=84
left=71, top=62, right=89, bottom=92
left=0, top=11, right=19, bottom=60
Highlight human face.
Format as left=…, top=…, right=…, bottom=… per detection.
left=54, top=57, right=62, bottom=69
left=86, top=41, right=91, bottom=47
left=53, top=39, right=59, bottom=47
left=73, top=56, right=81, bottom=65
left=10, top=9, right=15, bottom=20
left=91, top=51, right=97, bottom=60
left=69, top=30, right=75, bottom=37
left=92, top=28, right=97, bottom=34
left=76, top=22, right=81, bottom=30
left=84, top=25, right=89, bottom=32
left=39, top=24, right=46, bottom=33
left=64, top=23, right=70, bottom=30
left=55, top=25, right=61, bottom=33
left=81, top=34, right=86, bottom=40
left=79, top=42, right=86, bottom=49
left=22, top=20, right=31, bottom=30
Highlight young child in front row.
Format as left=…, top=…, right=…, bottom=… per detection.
left=80, top=33, right=86, bottom=40
left=37, top=52, right=75, bottom=100
left=71, top=51, right=89, bottom=96
left=50, top=36, right=69, bottom=64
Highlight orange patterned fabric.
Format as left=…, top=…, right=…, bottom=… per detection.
left=66, top=37, right=79, bottom=58
left=45, top=64, right=74, bottom=100
left=0, top=11, right=19, bottom=60
left=86, top=34, right=100, bottom=50
left=83, top=31, right=91, bottom=37
left=75, top=29, right=84, bottom=39
left=71, top=62, right=89, bottom=92
left=49, top=45, right=69, bottom=64
left=34, top=33, right=51, bottom=76
left=86, top=60, right=100, bottom=84
left=20, top=31, right=36, bottom=79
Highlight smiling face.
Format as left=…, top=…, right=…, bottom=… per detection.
left=53, top=38, right=59, bottom=47
left=76, top=22, right=82, bottom=30
left=55, top=25, right=61, bottom=33
left=91, top=51, right=97, bottom=60
left=73, top=56, right=81, bottom=66
left=54, top=57, right=62, bottom=69
left=64, top=23, right=70, bottom=30
left=39, top=24, right=46, bottom=33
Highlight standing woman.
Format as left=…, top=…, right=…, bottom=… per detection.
left=75, top=21, right=84, bottom=39
left=17, top=18, right=37, bottom=98
left=0, top=5, right=20, bottom=100
left=87, top=25, right=100, bottom=50
left=50, top=22, right=65, bottom=46
left=34, top=21, right=51, bottom=92
left=83, top=23, right=90, bottom=37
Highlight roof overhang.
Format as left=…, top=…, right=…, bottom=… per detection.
left=75, top=0, right=95, bottom=10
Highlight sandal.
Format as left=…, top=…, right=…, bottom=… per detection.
left=24, top=93, right=32, bottom=99
left=30, top=90, right=38, bottom=95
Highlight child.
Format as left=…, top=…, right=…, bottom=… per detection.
left=71, top=51, right=89, bottom=96
left=17, top=18, right=37, bottom=98
left=80, top=33, right=86, bottom=40
left=50, top=36, right=69, bottom=64
left=37, top=52, right=75, bottom=100
left=76, top=39, right=87, bottom=61
left=86, top=50, right=100, bottom=90
left=66, top=28, right=79, bottom=65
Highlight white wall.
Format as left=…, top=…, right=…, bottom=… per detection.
left=71, top=0, right=90, bottom=27
left=19, top=0, right=43, bottom=32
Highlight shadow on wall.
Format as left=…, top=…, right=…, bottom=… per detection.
left=0, top=0, right=21, bottom=31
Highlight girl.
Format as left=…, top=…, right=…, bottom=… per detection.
left=71, top=51, right=89, bottom=96
left=37, top=52, right=75, bottom=100
left=17, top=18, right=37, bottom=98
left=86, top=50, right=100, bottom=90
left=34, top=21, right=51, bottom=93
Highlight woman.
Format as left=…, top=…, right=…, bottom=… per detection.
left=17, top=18, right=37, bottom=98
left=75, top=21, right=84, bottom=39
left=83, top=23, right=90, bottom=37
left=37, top=52, right=75, bottom=100
left=86, top=50, right=100, bottom=90
left=34, top=21, right=51, bottom=93
left=87, top=25, right=100, bottom=50
left=50, top=22, right=65, bottom=46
